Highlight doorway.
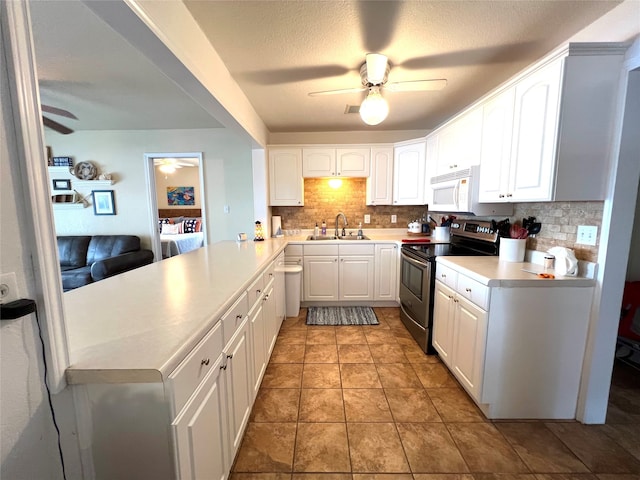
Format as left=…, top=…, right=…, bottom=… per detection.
left=144, top=152, right=207, bottom=261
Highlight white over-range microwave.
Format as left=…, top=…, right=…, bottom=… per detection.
left=428, top=166, right=513, bottom=216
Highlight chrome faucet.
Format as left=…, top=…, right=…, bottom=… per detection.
left=335, top=212, right=348, bottom=237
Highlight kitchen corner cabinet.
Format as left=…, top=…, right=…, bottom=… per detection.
left=269, top=148, right=304, bottom=206
left=433, top=260, right=594, bottom=419
left=366, top=146, right=394, bottom=205
left=431, top=106, right=483, bottom=177
left=478, top=43, right=626, bottom=203
left=302, top=147, right=370, bottom=177
left=393, top=139, right=426, bottom=205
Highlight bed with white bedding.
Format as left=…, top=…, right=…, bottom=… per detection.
left=160, top=232, right=204, bottom=258
left=158, top=209, right=204, bottom=258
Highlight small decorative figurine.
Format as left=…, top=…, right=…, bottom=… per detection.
left=254, top=221, right=264, bottom=241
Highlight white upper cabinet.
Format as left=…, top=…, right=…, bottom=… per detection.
left=393, top=140, right=426, bottom=205
left=432, top=107, right=483, bottom=177
left=268, top=148, right=303, bottom=206
left=336, top=148, right=370, bottom=177
left=302, top=147, right=370, bottom=177
left=477, top=43, right=626, bottom=203
left=478, top=88, right=516, bottom=202
left=302, top=148, right=336, bottom=177
left=366, top=146, right=394, bottom=205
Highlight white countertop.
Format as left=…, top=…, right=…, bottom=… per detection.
left=437, top=256, right=596, bottom=288
left=64, top=238, right=288, bottom=384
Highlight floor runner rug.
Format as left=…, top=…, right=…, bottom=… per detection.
left=306, top=306, right=379, bottom=326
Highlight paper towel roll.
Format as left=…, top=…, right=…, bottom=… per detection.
left=271, top=216, right=283, bottom=237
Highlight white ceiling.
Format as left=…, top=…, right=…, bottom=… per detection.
left=30, top=1, right=622, bottom=135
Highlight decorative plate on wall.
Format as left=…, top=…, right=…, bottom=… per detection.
left=73, top=161, right=97, bottom=180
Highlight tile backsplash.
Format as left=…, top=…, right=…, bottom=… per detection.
left=272, top=178, right=603, bottom=262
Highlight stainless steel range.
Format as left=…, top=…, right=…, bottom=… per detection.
left=399, top=220, right=499, bottom=354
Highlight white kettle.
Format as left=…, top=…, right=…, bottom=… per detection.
left=547, top=246, right=578, bottom=276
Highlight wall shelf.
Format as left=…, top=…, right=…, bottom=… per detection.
left=52, top=203, right=86, bottom=210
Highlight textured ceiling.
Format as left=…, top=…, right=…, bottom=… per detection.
left=28, top=1, right=622, bottom=135
left=184, top=0, right=622, bottom=132
left=29, top=1, right=223, bottom=133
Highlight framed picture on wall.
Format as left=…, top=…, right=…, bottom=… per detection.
left=52, top=179, right=71, bottom=191
left=92, top=190, right=116, bottom=215
left=167, top=186, right=195, bottom=206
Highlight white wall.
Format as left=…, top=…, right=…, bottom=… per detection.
left=0, top=34, right=65, bottom=480
left=46, top=128, right=256, bottom=247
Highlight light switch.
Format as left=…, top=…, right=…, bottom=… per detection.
left=576, top=225, right=597, bottom=246
left=364, top=214, right=371, bottom=224
left=391, top=215, right=397, bottom=223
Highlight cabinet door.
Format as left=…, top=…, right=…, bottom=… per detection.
left=393, top=141, right=426, bottom=205
left=374, top=244, right=398, bottom=301
left=366, top=147, right=394, bottom=205
left=432, top=281, right=455, bottom=367
left=274, top=253, right=286, bottom=329
left=509, top=60, right=562, bottom=202
left=172, top=355, right=228, bottom=480
left=451, top=296, right=488, bottom=402
left=478, top=88, right=515, bottom=203
left=336, top=148, right=370, bottom=177
left=302, top=148, right=336, bottom=177
left=269, top=148, right=304, bottom=206
left=339, top=255, right=374, bottom=301
left=249, top=302, right=266, bottom=399
left=424, top=135, right=438, bottom=204
left=262, top=284, right=278, bottom=357
left=224, top=318, right=252, bottom=459
left=304, top=256, right=339, bottom=301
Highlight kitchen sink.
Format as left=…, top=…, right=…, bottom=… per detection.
left=306, top=235, right=370, bottom=241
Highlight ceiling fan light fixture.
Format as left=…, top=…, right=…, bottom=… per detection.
left=359, top=87, right=389, bottom=126
left=159, top=164, right=176, bottom=175
left=365, top=53, right=389, bottom=85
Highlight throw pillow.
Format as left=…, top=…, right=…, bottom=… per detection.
left=158, top=217, right=171, bottom=233
left=162, top=223, right=180, bottom=235
left=181, top=218, right=201, bottom=233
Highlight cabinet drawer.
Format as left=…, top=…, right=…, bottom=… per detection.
left=304, top=244, right=339, bottom=256
left=436, top=263, right=458, bottom=289
left=456, top=275, right=489, bottom=310
left=339, top=244, right=375, bottom=256
left=168, top=321, right=224, bottom=415
left=285, top=244, right=303, bottom=256
left=263, top=261, right=276, bottom=286
left=222, top=292, right=249, bottom=347
left=246, top=274, right=264, bottom=308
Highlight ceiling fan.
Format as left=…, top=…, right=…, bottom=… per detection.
left=41, top=104, right=77, bottom=134
left=308, top=53, right=447, bottom=125
left=154, top=158, right=196, bottom=175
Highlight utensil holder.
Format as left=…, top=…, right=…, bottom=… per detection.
left=499, top=238, right=526, bottom=262
left=433, top=227, right=450, bottom=242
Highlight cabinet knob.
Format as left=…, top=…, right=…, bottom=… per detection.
left=236, top=314, right=243, bottom=321
left=263, top=294, right=269, bottom=301
left=201, top=358, right=210, bottom=366
left=220, top=364, right=227, bottom=370
left=498, top=194, right=505, bottom=198
left=465, top=288, right=472, bottom=293
left=227, top=354, right=233, bottom=359
left=454, top=299, right=459, bottom=303
left=506, top=193, right=513, bottom=197
left=441, top=273, right=446, bottom=278
left=256, top=289, right=261, bottom=294
left=448, top=295, right=453, bottom=299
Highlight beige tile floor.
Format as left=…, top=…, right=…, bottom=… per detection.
left=231, top=307, right=640, bottom=480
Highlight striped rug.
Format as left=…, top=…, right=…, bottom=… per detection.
left=306, top=306, right=379, bottom=326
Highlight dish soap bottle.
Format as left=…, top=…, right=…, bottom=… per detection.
left=321, top=220, right=327, bottom=235
left=357, top=222, right=363, bottom=239
left=314, top=222, right=319, bottom=238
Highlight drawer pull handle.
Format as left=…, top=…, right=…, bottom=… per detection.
left=465, top=288, right=472, bottom=292
left=220, top=364, right=227, bottom=370
left=256, top=289, right=261, bottom=294
left=441, top=274, right=446, bottom=278
left=454, top=299, right=459, bottom=303
left=226, top=354, right=233, bottom=359
left=236, top=314, right=243, bottom=321
left=201, top=358, right=210, bottom=366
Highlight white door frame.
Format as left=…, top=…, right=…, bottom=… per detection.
left=144, top=152, right=206, bottom=261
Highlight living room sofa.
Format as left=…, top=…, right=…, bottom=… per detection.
left=58, top=235, right=154, bottom=291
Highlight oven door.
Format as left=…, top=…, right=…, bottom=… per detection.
left=399, top=250, right=431, bottom=330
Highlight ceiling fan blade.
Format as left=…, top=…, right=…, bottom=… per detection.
left=308, top=87, right=367, bottom=97
left=365, top=53, right=389, bottom=85
left=384, top=79, right=448, bottom=92
left=42, top=116, right=73, bottom=134
left=41, top=104, right=78, bottom=120
left=357, top=0, right=402, bottom=53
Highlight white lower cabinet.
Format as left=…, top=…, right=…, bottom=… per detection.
left=374, top=243, right=398, bottom=301
left=172, top=353, right=228, bottom=480
left=303, top=244, right=375, bottom=302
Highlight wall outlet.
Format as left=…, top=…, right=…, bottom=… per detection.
left=576, top=225, right=598, bottom=246
left=391, top=215, right=397, bottom=223
left=364, top=214, right=371, bottom=224
left=0, top=272, right=19, bottom=304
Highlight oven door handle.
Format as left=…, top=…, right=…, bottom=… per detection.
left=401, top=251, right=430, bottom=269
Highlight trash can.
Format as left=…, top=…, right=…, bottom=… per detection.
left=284, top=264, right=303, bottom=317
